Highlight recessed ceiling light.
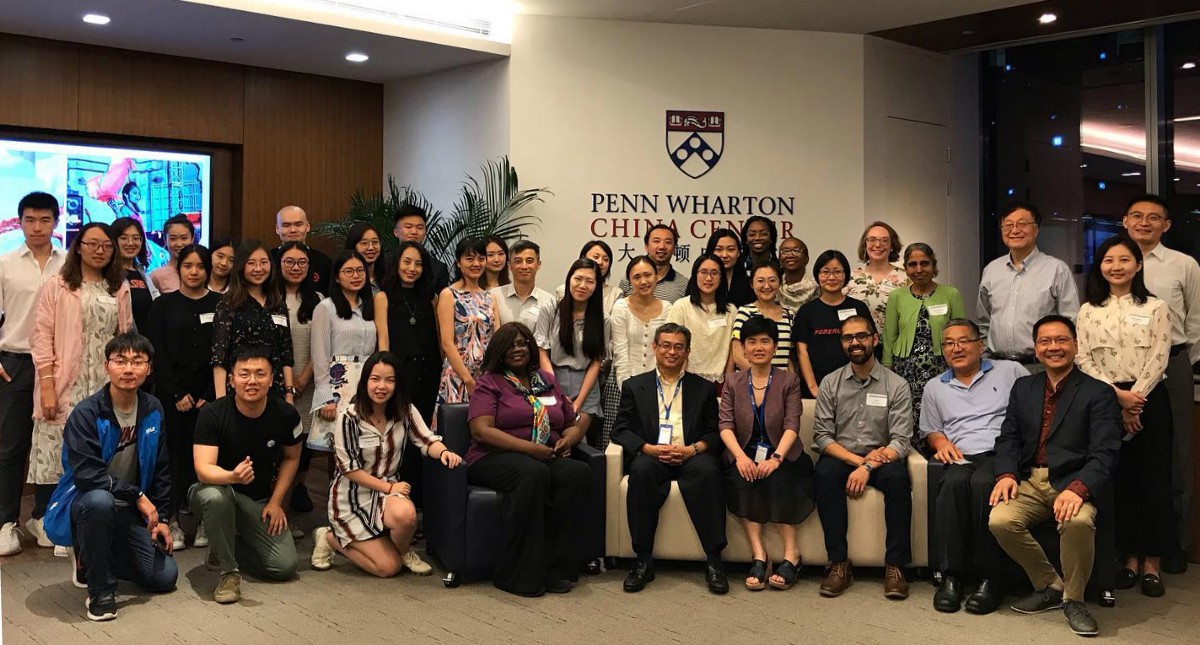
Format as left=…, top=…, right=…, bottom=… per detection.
left=1038, top=13, right=1057, bottom=25
left=345, top=52, right=369, bottom=63
left=1183, top=62, right=1197, bottom=70
left=82, top=13, right=110, bottom=25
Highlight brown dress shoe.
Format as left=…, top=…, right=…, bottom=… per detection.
left=884, top=565, right=909, bottom=600
left=820, top=560, right=853, bottom=597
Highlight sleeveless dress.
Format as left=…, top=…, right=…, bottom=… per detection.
left=438, top=288, right=494, bottom=404
left=891, top=289, right=941, bottom=429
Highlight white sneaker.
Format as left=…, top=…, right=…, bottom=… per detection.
left=193, top=523, right=209, bottom=548
left=24, top=517, right=52, bottom=548
left=53, top=545, right=69, bottom=557
left=310, top=527, right=333, bottom=571
left=0, top=521, right=22, bottom=556
left=169, top=520, right=186, bottom=551
left=403, top=549, right=433, bottom=576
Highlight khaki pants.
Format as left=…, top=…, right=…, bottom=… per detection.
left=189, top=484, right=298, bottom=581
left=988, top=468, right=1096, bottom=602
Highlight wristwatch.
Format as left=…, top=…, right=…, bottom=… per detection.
left=770, top=453, right=783, bottom=461
left=861, top=462, right=875, bottom=473
left=285, top=386, right=298, bottom=396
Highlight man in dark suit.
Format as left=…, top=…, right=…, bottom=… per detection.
left=612, top=322, right=727, bottom=594
left=988, top=315, right=1121, bottom=637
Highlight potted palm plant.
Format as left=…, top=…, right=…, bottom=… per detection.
left=311, top=176, right=443, bottom=256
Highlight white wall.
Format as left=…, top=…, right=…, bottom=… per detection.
left=383, top=59, right=510, bottom=214
left=509, top=14, right=866, bottom=287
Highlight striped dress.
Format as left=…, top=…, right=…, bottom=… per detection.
left=328, top=405, right=441, bottom=546
left=731, top=302, right=796, bottom=370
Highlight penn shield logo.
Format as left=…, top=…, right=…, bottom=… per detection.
left=666, top=110, right=724, bottom=179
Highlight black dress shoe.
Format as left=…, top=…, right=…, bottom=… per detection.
left=933, top=575, right=964, bottom=613
left=546, top=579, right=574, bottom=594
left=706, top=562, right=729, bottom=595
left=1115, top=567, right=1137, bottom=590
left=1141, top=573, right=1165, bottom=598
left=965, top=579, right=1001, bottom=615
left=1063, top=600, right=1099, bottom=636
left=623, top=561, right=655, bottom=592
left=1161, top=553, right=1188, bottom=575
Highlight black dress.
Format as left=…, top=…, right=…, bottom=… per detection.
left=386, top=285, right=440, bottom=426
left=210, top=297, right=294, bottom=398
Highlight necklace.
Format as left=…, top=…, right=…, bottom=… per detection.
left=398, top=290, right=418, bottom=325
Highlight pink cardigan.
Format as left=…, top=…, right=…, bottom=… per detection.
left=30, top=275, right=133, bottom=420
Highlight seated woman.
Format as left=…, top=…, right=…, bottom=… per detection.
left=467, top=323, right=592, bottom=597
left=311, top=352, right=462, bottom=577
left=719, top=315, right=813, bottom=591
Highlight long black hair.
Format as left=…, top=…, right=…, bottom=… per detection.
left=345, top=222, right=381, bottom=283
left=480, top=322, right=540, bottom=378
left=556, top=258, right=606, bottom=361
left=380, top=240, right=434, bottom=301
left=704, top=228, right=741, bottom=265
left=684, top=253, right=731, bottom=311
left=330, top=250, right=375, bottom=321
left=578, top=240, right=614, bottom=282
left=273, top=241, right=321, bottom=323
left=485, top=234, right=511, bottom=288
left=223, top=239, right=283, bottom=310
left=352, top=351, right=414, bottom=429
left=174, top=244, right=212, bottom=280
left=111, top=216, right=149, bottom=268
left=62, top=222, right=125, bottom=294
left=1085, top=235, right=1152, bottom=306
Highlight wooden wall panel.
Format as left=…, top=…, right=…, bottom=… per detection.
left=77, top=47, right=244, bottom=144
left=241, top=70, right=383, bottom=247
left=0, top=37, right=79, bottom=130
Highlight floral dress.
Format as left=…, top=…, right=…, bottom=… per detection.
left=438, top=288, right=494, bottom=404
left=28, top=282, right=118, bottom=484
left=845, top=266, right=909, bottom=334
left=891, top=289, right=941, bottom=430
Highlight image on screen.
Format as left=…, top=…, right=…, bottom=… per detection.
left=0, top=138, right=211, bottom=271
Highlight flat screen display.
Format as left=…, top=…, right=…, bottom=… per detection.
left=0, top=138, right=211, bottom=271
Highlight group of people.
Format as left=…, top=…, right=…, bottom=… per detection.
left=0, top=192, right=1193, bottom=638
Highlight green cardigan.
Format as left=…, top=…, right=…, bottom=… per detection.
left=882, top=284, right=966, bottom=366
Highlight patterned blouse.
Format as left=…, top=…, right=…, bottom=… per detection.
left=844, top=265, right=909, bottom=333
left=732, top=302, right=796, bottom=370
left=211, top=297, right=294, bottom=397
left=778, top=276, right=819, bottom=311
left=1076, top=295, right=1172, bottom=397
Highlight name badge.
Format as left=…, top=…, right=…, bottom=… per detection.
left=97, top=294, right=117, bottom=305
left=837, top=308, right=856, bottom=321
left=927, top=303, right=949, bottom=316
left=657, top=423, right=673, bottom=444
left=708, top=317, right=727, bottom=329
left=1125, top=313, right=1150, bottom=326
left=198, top=312, right=215, bottom=324
left=271, top=314, right=288, bottom=327
left=865, top=393, right=888, bottom=407
left=537, top=395, right=558, bottom=406
left=358, top=433, right=381, bottom=448
left=753, top=443, right=770, bottom=464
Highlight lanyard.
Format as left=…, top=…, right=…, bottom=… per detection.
left=656, top=374, right=683, bottom=419
left=748, top=368, right=774, bottom=437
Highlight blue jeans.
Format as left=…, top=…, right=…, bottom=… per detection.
left=72, top=489, right=178, bottom=596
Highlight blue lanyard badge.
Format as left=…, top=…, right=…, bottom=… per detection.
left=749, top=369, right=774, bottom=462
left=656, top=375, right=682, bottom=444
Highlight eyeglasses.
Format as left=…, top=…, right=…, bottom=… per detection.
left=697, top=269, right=722, bottom=278
left=1035, top=336, right=1075, bottom=348
left=108, top=357, right=149, bottom=368
left=340, top=267, right=367, bottom=277
left=1126, top=211, right=1166, bottom=224
left=510, top=339, right=531, bottom=349
left=840, top=332, right=872, bottom=344
left=281, top=259, right=309, bottom=269
left=779, top=248, right=805, bottom=257
left=940, top=338, right=981, bottom=350
left=79, top=241, right=114, bottom=252
left=117, top=235, right=143, bottom=244
left=357, top=239, right=381, bottom=248
left=1000, top=220, right=1037, bottom=232
left=819, top=269, right=845, bottom=278
left=865, top=236, right=891, bottom=246
left=656, top=341, right=687, bottom=354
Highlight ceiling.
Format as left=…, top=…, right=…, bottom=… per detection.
left=516, top=0, right=1039, bottom=35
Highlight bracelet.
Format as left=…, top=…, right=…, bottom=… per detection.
left=39, top=375, right=54, bottom=380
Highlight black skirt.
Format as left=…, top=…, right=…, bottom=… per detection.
left=724, top=453, right=816, bottom=525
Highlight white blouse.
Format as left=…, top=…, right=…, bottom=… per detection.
left=1076, top=294, right=1171, bottom=397
left=664, top=299, right=737, bottom=382
left=311, top=298, right=378, bottom=405
left=611, top=297, right=672, bottom=387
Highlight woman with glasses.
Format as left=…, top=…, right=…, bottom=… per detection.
left=111, top=216, right=158, bottom=334
left=845, top=221, right=908, bottom=334
left=437, top=238, right=497, bottom=404
left=211, top=240, right=294, bottom=403
left=883, top=243, right=964, bottom=427
left=731, top=262, right=794, bottom=371
left=793, top=250, right=871, bottom=398
left=309, top=251, right=379, bottom=452
left=777, top=236, right=818, bottom=311
left=485, top=235, right=511, bottom=289
left=612, top=256, right=672, bottom=390
left=1076, top=235, right=1173, bottom=598
left=345, top=223, right=383, bottom=292
left=667, top=254, right=737, bottom=387
left=27, top=223, right=133, bottom=552
left=466, top=323, right=590, bottom=597
left=147, top=244, right=221, bottom=549
left=276, top=242, right=322, bottom=514
left=705, top=228, right=754, bottom=307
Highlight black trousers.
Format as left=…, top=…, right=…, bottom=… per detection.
left=1116, top=383, right=1177, bottom=558
left=73, top=489, right=178, bottom=596
left=399, top=355, right=440, bottom=509
left=164, top=403, right=199, bottom=515
left=626, top=452, right=727, bottom=560
left=934, top=453, right=1003, bottom=577
left=0, top=353, right=35, bottom=523
left=468, top=452, right=590, bottom=595
left=813, top=456, right=912, bottom=566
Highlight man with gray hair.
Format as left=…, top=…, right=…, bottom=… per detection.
left=921, top=318, right=1028, bottom=615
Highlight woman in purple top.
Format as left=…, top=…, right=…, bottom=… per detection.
left=467, top=322, right=591, bottom=598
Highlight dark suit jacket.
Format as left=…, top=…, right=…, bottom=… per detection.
left=993, top=367, right=1121, bottom=495
left=611, top=371, right=720, bottom=461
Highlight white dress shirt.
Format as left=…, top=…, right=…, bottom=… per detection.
left=490, top=283, right=553, bottom=331
left=0, top=244, right=66, bottom=354
left=1140, top=243, right=1200, bottom=364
